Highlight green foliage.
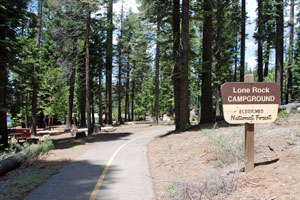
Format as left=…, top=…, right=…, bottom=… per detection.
left=22, top=138, right=54, bottom=161
left=0, top=138, right=54, bottom=162
left=164, top=182, right=181, bottom=196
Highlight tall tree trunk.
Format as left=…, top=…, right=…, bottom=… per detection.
left=85, top=6, right=92, bottom=135
left=179, top=0, right=190, bottom=131
left=125, top=66, right=130, bottom=121
left=66, top=39, right=78, bottom=130
left=80, top=62, right=86, bottom=127
left=172, top=0, right=181, bottom=131
left=154, top=14, right=161, bottom=125
left=0, top=51, right=7, bottom=149
left=275, top=0, right=284, bottom=105
left=31, top=0, right=43, bottom=136
left=118, top=1, right=124, bottom=124
left=106, top=0, right=113, bottom=125
left=92, top=94, right=95, bottom=125
left=25, top=91, right=29, bottom=128
left=215, top=0, right=223, bottom=118
left=131, top=71, right=135, bottom=121
left=286, top=0, right=294, bottom=103
left=264, top=43, right=271, bottom=77
left=234, top=39, right=238, bottom=82
left=240, top=0, right=246, bottom=82
left=98, top=66, right=103, bottom=126
left=257, top=0, right=263, bottom=82
left=200, top=0, right=214, bottom=124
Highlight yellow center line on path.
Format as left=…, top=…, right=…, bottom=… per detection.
left=89, top=135, right=151, bottom=200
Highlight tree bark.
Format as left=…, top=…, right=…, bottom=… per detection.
left=85, top=6, right=92, bottom=135
left=264, top=43, right=271, bottom=77
left=98, top=66, right=103, bottom=126
left=275, top=0, right=284, bottom=105
left=66, top=39, right=78, bottom=130
left=154, top=14, right=161, bottom=125
left=200, top=0, right=214, bottom=124
left=172, top=0, right=181, bottom=131
left=131, top=65, right=135, bottom=121
left=31, top=0, right=43, bottom=136
left=215, top=0, right=223, bottom=118
left=257, top=0, right=263, bottom=82
left=240, top=0, right=246, bottom=82
left=118, top=1, right=124, bottom=124
left=125, top=66, right=130, bottom=121
left=0, top=55, right=7, bottom=149
left=286, top=0, right=294, bottom=103
left=25, top=91, right=29, bottom=128
left=179, top=0, right=190, bottom=131
left=106, top=0, right=113, bottom=125
left=80, top=62, right=86, bottom=127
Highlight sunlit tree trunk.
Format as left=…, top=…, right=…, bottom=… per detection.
left=179, top=0, right=190, bottom=130
left=31, top=0, right=43, bottom=136
left=66, top=38, right=78, bottom=129
left=154, top=13, right=161, bottom=125
left=286, top=0, right=294, bottom=103
left=85, top=6, right=92, bottom=135
left=98, top=66, right=103, bottom=126
left=172, top=0, right=181, bottom=131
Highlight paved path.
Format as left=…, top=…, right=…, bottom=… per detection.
left=25, top=125, right=174, bottom=200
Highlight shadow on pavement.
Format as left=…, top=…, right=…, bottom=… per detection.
left=53, top=132, right=133, bottom=150
left=22, top=159, right=120, bottom=200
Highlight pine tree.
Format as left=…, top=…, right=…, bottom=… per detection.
left=0, top=0, right=29, bottom=149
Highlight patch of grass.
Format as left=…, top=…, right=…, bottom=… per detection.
left=208, top=133, right=243, bottom=165
left=171, top=172, right=239, bottom=199
left=277, top=110, right=289, bottom=119
left=287, top=132, right=298, bottom=146
left=164, top=182, right=181, bottom=196
left=199, top=129, right=211, bottom=137
left=295, top=130, right=300, bottom=138
left=12, top=171, right=41, bottom=191
left=168, top=144, right=172, bottom=150
left=199, top=129, right=243, bottom=165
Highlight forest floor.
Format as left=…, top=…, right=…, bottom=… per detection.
left=0, top=123, right=154, bottom=200
left=148, top=112, right=300, bottom=200
left=1, top=112, right=299, bottom=200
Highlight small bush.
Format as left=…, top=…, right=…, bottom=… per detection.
left=0, top=138, right=54, bottom=162
left=0, top=141, right=22, bottom=161
left=208, top=134, right=244, bottom=165
left=22, top=138, right=54, bottom=162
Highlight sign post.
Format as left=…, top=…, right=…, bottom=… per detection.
left=244, top=74, right=254, bottom=173
left=221, top=74, right=280, bottom=173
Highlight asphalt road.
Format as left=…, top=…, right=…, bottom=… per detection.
left=25, top=125, right=174, bottom=200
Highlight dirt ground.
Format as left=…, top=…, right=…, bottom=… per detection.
left=0, top=123, right=153, bottom=200
left=1, top=112, right=299, bottom=200
left=147, top=112, right=300, bottom=200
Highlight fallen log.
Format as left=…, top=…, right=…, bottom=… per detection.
left=279, top=102, right=300, bottom=113
left=0, top=151, right=25, bottom=176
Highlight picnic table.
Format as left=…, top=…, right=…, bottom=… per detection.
left=8, top=128, right=38, bottom=144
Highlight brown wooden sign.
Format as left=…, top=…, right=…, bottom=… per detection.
left=221, top=82, right=280, bottom=124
